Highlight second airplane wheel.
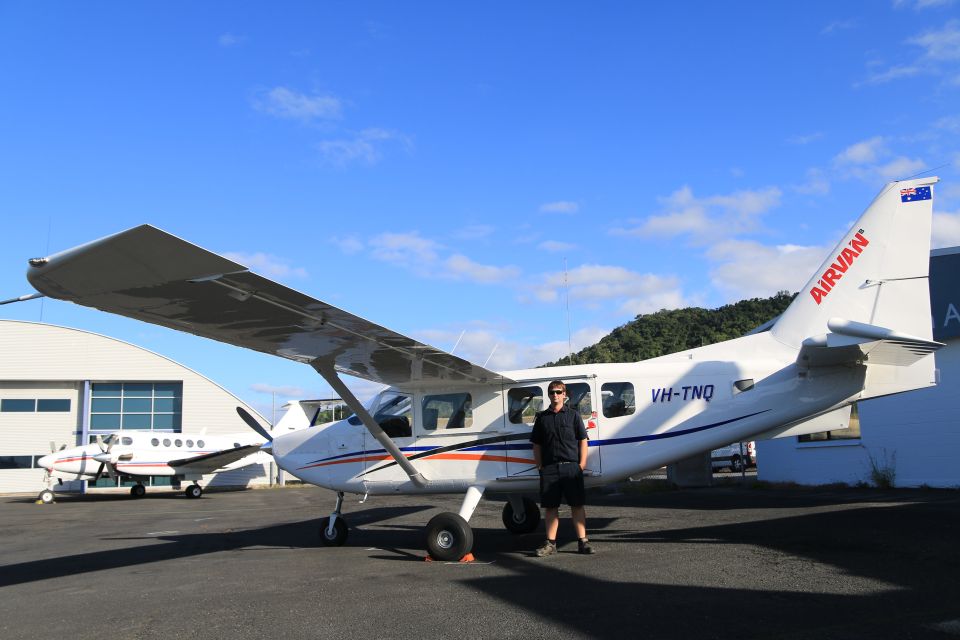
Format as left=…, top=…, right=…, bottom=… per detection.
left=319, top=517, right=348, bottom=546
left=425, top=512, right=473, bottom=561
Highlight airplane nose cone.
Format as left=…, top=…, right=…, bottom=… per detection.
left=37, top=454, right=55, bottom=469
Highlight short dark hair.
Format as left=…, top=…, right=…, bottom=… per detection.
left=547, top=380, right=566, bottom=393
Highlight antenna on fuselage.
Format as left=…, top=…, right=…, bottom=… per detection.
left=564, top=257, right=574, bottom=365
left=483, top=343, right=499, bottom=368
left=449, top=330, right=466, bottom=356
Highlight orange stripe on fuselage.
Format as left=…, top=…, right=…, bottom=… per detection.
left=297, top=452, right=535, bottom=471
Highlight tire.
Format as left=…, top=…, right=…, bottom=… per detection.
left=502, top=497, right=541, bottom=534
left=38, top=489, right=55, bottom=504
left=319, top=517, right=348, bottom=546
left=425, top=512, right=473, bottom=561
left=130, top=484, right=146, bottom=498
left=185, top=485, right=203, bottom=499
left=730, top=456, right=743, bottom=473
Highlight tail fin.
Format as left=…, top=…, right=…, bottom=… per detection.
left=771, top=177, right=938, bottom=349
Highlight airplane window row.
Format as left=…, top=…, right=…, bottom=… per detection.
left=149, top=438, right=205, bottom=448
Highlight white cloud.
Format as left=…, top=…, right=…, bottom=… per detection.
left=318, top=128, right=411, bottom=166
left=444, top=254, right=520, bottom=284
left=858, top=64, right=924, bottom=86
left=218, top=33, right=247, bottom=47
left=793, top=168, right=831, bottom=195
left=537, top=264, right=691, bottom=316
left=619, top=185, right=782, bottom=242
left=452, top=224, right=495, bottom=240
left=707, top=240, right=828, bottom=300
left=538, top=240, right=576, bottom=252
left=539, top=201, right=579, bottom=214
left=933, top=210, right=960, bottom=247
left=223, top=251, right=309, bottom=279
left=834, top=137, right=886, bottom=164
left=368, top=232, right=440, bottom=266
left=821, top=20, right=857, bottom=35
left=253, top=87, right=342, bottom=121
left=414, top=326, right=610, bottom=370
left=909, top=20, right=960, bottom=60
left=337, top=235, right=364, bottom=255
left=250, top=383, right=307, bottom=398
left=875, top=156, right=927, bottom=180
left=895, top=0, right=956, bottom=8
left=787, top=132, right=824, bottom=145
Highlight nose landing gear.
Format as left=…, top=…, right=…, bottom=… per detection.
left=320, top=491, right=349, bottom=546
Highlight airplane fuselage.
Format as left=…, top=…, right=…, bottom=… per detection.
left=271, top=331, right=870, bottom=496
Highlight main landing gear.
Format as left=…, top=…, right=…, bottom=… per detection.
left=130, top=483, right=146, bottom=498
left=317, top=487, right=543, bottom=560
left=185, top=484, right=203, bottom=499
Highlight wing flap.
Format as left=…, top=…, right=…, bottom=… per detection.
left=27, top=225, right=512, bottom=387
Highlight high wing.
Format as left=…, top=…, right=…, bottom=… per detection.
left=25, top=224, right=512, bottom=388
left=797, top=317, right=944, bottom=369
left=167, top=444, right=263, bottom=473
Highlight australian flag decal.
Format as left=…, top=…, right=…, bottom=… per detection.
left=901, top=186, right=932, bottom=203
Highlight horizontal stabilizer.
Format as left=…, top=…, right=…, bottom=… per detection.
left=798, top=317, right=944, bottom=368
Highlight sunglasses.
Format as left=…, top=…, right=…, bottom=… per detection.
left=548, top=389, right=565, bottom=395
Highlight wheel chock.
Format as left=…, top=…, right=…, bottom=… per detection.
left=424, top=553, right=476, bottom=563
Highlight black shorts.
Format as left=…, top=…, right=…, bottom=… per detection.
left=539, top=462, right=585, bottom=508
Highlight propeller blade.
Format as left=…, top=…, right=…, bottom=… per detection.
left=49, top=441, right=56, bottom=453
left=95, top=462, right=105, bottom=479
left=236, top=407, right=273, bottom=442
left=96, top=435, right=107, bottom=452
left=105, top=462, right=117, bottom=481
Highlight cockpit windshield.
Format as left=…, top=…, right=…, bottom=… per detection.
left=346, top=390, right=413, bottom=438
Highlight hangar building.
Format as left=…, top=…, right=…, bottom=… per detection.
left=758, top=247, right=960, bottom=488
left=0, top=320, right=273, bottom=495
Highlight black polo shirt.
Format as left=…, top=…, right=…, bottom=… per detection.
left=529, top=404, right=588, bottom=466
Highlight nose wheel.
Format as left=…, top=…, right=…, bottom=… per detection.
left=38, top=489, right=55, bottom=504
left=320, top=491, right=349, bottom=546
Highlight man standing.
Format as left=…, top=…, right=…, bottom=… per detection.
left=530, top=380, right=595, bottom=556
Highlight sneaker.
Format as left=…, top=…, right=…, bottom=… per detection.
left=578, top=539, right=595, bottom=555
left=535, top=541, right=557, bottom=557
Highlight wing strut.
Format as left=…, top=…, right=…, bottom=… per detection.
left=313, top=361, right=428, bottom=488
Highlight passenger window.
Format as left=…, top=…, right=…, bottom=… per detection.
left=121, top=437, right=133, bottom=445
left=197, top=440, right=205, bottom=448
left=162, top=439, right=171, bottom=447
left=186, top=439, right=194, bottom=447
left=422, top=393, right=473, bottom=431
left=174, top=439, right=183, bottom=447
left=565, top=383, right=593, bottom=422
left=601, top=382, right=636, bottom=418
left=508, top=386, right=542, bottom=425
left=151, top=438, right=159, bottom=446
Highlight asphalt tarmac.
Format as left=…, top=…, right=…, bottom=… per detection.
left=2, top=483, right=959, bottom=640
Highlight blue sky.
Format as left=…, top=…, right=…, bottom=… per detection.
left=2, top=1, right=960, bottom=419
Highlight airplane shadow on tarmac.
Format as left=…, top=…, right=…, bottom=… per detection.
left=457, top=496, right=960, bottom=639
left=0, top=504, right=432, bottom=589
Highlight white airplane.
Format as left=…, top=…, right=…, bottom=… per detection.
left=24, top=177, right=942, bottom=559
left=36, top=431, right=264, bottom=503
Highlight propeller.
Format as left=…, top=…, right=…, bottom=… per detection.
left=236, top=407, right=273, bottom=442
left=92, top=435, right=119, bottom=480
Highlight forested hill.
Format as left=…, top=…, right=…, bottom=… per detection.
left=544, top=291, right=796, bottom=366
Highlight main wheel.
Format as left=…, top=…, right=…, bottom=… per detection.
left=319, top=517, right=348, bottom=546
left=502, top=497, right=541, bottom=534
left=38, top=489, right=55, bottom=504
left=425, top=512, right=473, bottom=561
left=130, top=484, right=146, bottom=498
left=730, top=456, right=743, bottom=473
left=185, top=484, right=203, bottom=499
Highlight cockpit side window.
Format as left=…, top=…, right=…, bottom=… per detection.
left=507, top=386, right=543, bottom=425
left=565, top=383, right=593, bottom=422
left=371, top=392, right=413, bottom=438
left=422, top=393, right=473, bottom=431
